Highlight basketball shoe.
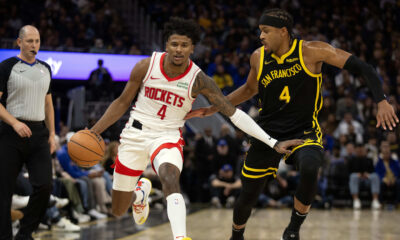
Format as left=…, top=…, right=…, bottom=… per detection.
left=132, top=178, right=152, bottom=225
left=281, top=228, right=299, bottom=240
left=182, top=238, right=192, bottom=240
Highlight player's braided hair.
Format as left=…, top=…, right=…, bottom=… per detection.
left=163, top=17, right=200, bottom=45
left=262, top=8, right=294, bottom=38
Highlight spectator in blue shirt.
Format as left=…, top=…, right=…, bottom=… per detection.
left=375, top=141, right=400, bottom=205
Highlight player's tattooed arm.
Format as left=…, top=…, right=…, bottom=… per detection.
left=191, top=71, right=236, bottom=117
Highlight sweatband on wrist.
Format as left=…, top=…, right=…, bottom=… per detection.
left=343, top=55, right=386, bottom=103
left=229, top=109, right=277, bottom=148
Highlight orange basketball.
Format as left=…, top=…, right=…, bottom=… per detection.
left=67, top=130, right=105, bottom=168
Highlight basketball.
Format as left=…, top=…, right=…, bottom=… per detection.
left=67, top=130, right=105, bottom=168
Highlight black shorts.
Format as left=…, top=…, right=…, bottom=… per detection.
left=242, top=129, right=323, bottom=179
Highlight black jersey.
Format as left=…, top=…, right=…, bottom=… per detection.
left=256, top=39, right=323, bottom=143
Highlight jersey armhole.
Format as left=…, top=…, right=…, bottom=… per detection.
left=187, top=68, right=201, bottom=101
left=299, top=40, right=322, bottom=78
left=256, top=46, right=264, bottom=81
left=142, top=52, right=158, bottom=84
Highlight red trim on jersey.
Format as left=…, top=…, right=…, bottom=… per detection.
left=187, top=69, right=200, bottom=100
left=150, top=137, right=185, bottom=173
left=160, top=53, right=193, bottom=82
left=114, top=155, right=143, bottom=177
left=143, top=53, right=157, bottom=84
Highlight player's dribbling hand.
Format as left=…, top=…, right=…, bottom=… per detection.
left=273, top=139, right=305, bottom=155
left=12, top=121, right=32, bottom=138
left=184, top=106, right=218, bottom=120
left=376, top=100, right=399, bottom=130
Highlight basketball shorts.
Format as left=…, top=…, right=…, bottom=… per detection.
left=243, top=129, right=323, bottom=179
left=112, top=119, right=184, bottom=191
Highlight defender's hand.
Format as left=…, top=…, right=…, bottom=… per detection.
left=376, top=100, right=399, bottom=130
left=273, top=139, right=305, bottom=155
left=12, top=121, right=32, bottom=138
left=184, top=106, right=218, bottom=120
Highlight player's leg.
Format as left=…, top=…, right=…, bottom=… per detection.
left=153, top=148, right=189, bottom=240
left=231, top=142, right=281, bottom=240
left=282, top=146, right=323, bottom=240
left=231, top=176, right=270, bottom=240
left=112, top=162, right=151, bottom=223
left=111, top=136, right=151, bottom=219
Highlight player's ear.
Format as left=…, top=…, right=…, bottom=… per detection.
left=16, top=38, right=22, bottom=47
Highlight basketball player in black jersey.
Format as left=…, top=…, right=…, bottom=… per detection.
left=186, top=8, right=398, bottom=240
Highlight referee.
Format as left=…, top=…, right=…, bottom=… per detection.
left=0, top=25, right=56, bottom=240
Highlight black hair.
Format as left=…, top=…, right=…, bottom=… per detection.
left=163, top=17, right=200, bottom=45
left=262, top=8, right=294, bottom=38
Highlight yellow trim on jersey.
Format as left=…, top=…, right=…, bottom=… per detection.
left=283, top=141, right=323, bottom=161
left=271, top=39, right=298, bottom=64
left=299, top=40, right=322, bottom=78
left=242, top=169, right=277, bottom=179
left=257, top=46, right=265, bottom=80
left=313, top=76, right=323, bottom=144
left=291, top=142, right=323, bottom=153
left=243, top=161, right=278, bottom=172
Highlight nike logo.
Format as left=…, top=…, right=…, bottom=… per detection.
left=20, top=70, right=27, bottom=73
left=304, top=130, right=313, bottom=135
left=150, top=76, right=160, bottom=79
left=265, top=60, right=274, bottom=65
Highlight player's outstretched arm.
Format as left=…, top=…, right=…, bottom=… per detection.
left=304, top=41, right=399, bottom=130
left=191, top=71, right=303, bottom=153
left=185, top=49, right=260, bottom=120
left=91, top=58, right=150, bottom=134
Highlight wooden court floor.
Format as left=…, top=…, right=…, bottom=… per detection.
left=121, top=208, right=400, bottom=240
left=34, top=208, right=400, bottom=240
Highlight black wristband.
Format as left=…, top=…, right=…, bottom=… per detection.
left=343, top=55, right=386, bottom=103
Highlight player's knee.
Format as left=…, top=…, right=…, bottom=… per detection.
left=300, top=163, right=319, bottom=182
left=297, top=149, right=323, bottom=182
left=159, top=172, right=180, bottom=194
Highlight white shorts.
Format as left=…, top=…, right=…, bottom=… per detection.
left=112, top=123, right=184, bottom=192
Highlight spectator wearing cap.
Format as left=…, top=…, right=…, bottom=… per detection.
left=209, top=164, right=241, bottom=208
left=213, top=139, right=238, bottom=174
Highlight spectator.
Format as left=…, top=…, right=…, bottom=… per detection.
left=334, top=112, right=364, bottom=144
left=348, top=144, right=381, bottom=210
left=210, top=164, right=241, bottom=208
left=212, top=64, right=234, bottom=94
left=57, top=133, right=109, bottom=218
left=87, top=59, right=113, bottom=101
left=375, top=141, right=400, bottom=206
left=103, top=141, right=119, bottom=175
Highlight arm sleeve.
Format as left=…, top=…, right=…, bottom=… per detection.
left=229, top=108, right=277, bottom=148
left=343, top=55, right=385, bottom=103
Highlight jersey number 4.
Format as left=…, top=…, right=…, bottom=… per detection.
left=157, top=105, right=167, bottom=120
left=279, top=86, right=291, bottom=103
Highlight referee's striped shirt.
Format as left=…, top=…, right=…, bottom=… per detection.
left=0, top=57, right=52, bottom=121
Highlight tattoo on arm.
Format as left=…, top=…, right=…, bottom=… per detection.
left=192, top=71, right=236, bottom=116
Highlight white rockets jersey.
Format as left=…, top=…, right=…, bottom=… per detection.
left=130, top=52, right=201, bottom=130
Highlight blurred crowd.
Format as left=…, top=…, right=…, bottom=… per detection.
left=0, top=0, right=143, bottom=54
left=3, top=0, right=400, bottom=235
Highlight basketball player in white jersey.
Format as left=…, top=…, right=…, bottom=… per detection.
left=91, top=17, right=303, bottom=240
